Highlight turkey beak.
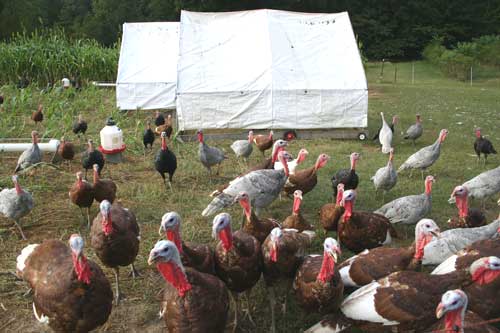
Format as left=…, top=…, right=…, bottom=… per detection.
left=148, top=251, right=159, bottom=266
left=158, top=225, right=165, bottom=236
left=431, top=229, right=441, bottom=238
left=435, top=302, right=445, bottom=319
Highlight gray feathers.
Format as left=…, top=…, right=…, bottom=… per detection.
left=0, top=188, right=34, bottom=221
left=230, top=140, right=253, bottom=159
left=15, top=142, right=42, bottom=172
left=375, top=193, right=431, bottom=225
left=199, top=142, right=226, bottom=171
left=398, top=138, right=441, bottom=172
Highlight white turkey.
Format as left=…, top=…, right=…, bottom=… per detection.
left=378, top=112, right=393, bottom=154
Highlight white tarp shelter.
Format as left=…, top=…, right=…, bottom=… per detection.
left=176, top=9, right=367, bottom=130
left=116, top=22, right=179, bottom=110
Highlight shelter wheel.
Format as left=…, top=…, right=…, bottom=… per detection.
left=358, top=132, right=367, bottom=141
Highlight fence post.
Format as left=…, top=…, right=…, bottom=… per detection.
left=379, top=59, right=385, bottom=82
left=470, top=66, right=473, bottom=86
left=394, top=63, right=398, bottom=83
left=412, top=62, right=415, bottom=84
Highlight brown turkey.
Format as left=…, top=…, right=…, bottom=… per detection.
left=305, top=256, right=500, bottom=333
left=68, top=171, right=94, bottom=228
left=293, top=237, right=343, bottom=314
left=212, top=213, right=262, bottom=329
left=253, top=130, right=274, bottom=157
left=31, top=103, right=44, bottom=125
left=235, top=191, right=281, bottom=243
left=283, top=153, right=329, bottom=196
left=319, top=183, right=345, bottom=234
left=148, top=240, right=230, bottom=332
left=338, top=218, right=441, bottom=288
left=262, top=227, right=315, bottom=333
left=159, top=211, right=215, bottom=275
left=282, top=190, right=313, bottom=231
left=90, top=200, right=140, bottom=303
left=338, top=189, right=397, bottom=253
left=448, top=185, right=486, bottom=228
left=57, top=136, right=75, bottom=164
left=92, top=164, right=117, bottom=203
left=16, top=234, right=112, bottom=332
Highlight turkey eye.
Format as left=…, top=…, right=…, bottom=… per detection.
left=425, top=224, right=430, bottom=228
left=452, top=301, right=457, bottom=305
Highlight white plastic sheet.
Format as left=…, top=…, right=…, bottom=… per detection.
left=176, top=10, right=367, bottom=130
left=116, top=22, right=179, bottom=110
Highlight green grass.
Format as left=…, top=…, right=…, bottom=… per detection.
left=0, top=61, right=499, bottom=332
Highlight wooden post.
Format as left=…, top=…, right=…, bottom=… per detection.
left=470, top=66, right=473, bottom=86
left=394, top=63, right=398, bottom=83
left=379, top=59, right=385, bottom=81
left=412, top=62, right=415, bottom=84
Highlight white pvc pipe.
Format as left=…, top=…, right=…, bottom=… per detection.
left=0, top=139, right=60, bottom=153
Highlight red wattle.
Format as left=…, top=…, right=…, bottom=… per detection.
left=343, top=201, right=353, bottom=221
left=292, top=197, right=302, bottom=215
left=425, top=181, right=433, bottom=195
left=157, top=262, right=192, bottom=297
left=444, top=308, right=463, bottom=333
left=197, top=133, right=204, bottom=143
left=14, top=182, right=23, bottom=195
left=270, top=244, right=278, bottom=262
left=414, top=234, right=433, bottom=260
left=219, top=227, right=233, bottom=251
left=472, top=267, right=500, bottom=285
left=456, top=196, right=468, bottom=218
left=336, top=188, right=344, bottom=205
left=240, top=199, right=252, bottom=220
left=72, top=253, right=92, bottom=285
left=317, top=253, right=335, bottom=283
left=166, top=230, right=183, bottom=254
left=102, top=216, right=114, bottom=236
left=161, top=137, right=167, bottom=150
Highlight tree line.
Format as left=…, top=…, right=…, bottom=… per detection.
left=1, top=0, right=499, bottom=60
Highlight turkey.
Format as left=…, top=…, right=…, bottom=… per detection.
left=72, top=114, right=88, bottom=139
left=447, top=185, right=486, bottom=228
left=430, top=289, right=499, bottom=333
left=235, top=191, right=281, bottom=243
left=370, top=148, right=397, bottom=199
left=212, top=213, right=262, bottom=329
left=154, top=110, right=165, bottom=127
left=208, top=139, right=288, bottom=198
left=474, top=127, right=496, bottom=164
left=90, top=200, right=140, bottom=303
left=274, top=148, right=308, bottom=175
left=253, top=130, right=274, bottom=157
left=404, top=114, right=423, bottom=146
left=31, top=103, right=44, bottom=125
left=202, top=150, right=291, bottom=217
left=92, top=164, right=117, bottom=203
left=57, top=136, right=75, bottom=164
left=68, top=171, right=94, bottom=228
left=448, top=166, right=500, bottom=206
left=378, top=112, right=394, bottom=154
left=422, top=218, right=500, bottom=265
left=15, top=131, right=42, bottom=173
left=262, top=227, right=316, bottom=333
left=374, top=175, right=434, bottom=224
left=338, top=219, right=440, bottom=288
left=155, top=114, right=173, bottom=138
left=305, top=256, right=500, bottom=333
left=148, top=240, right=229, bottom=332
left=230, top=130, right=254, bottom=162
left=432, top=238, right=500, bottom=275
left=331, top=152, right=360, bottom=197
left=142, top=120, right=155, bottom=151
left=338, top=189, right=397, bottom=253
left=81, top=139, right=104, bottom=179
left=16, top=234, right=113, bottom=332
left=283, top=153, right=329, bottom=196
left=197, top=129, right=227, bottom=175
left=372, top=114, right=397, bottom=142
left=159, top=211, right=215, bottom=275
left=319, top=183, right=345, bottom=233
left=282, top=190, right=313, bottom=231
left=398, top=128, right=448, bottom=177
left=0, top=175, right=34, bottom=239
left=293, top=237, right=343, bottom=314
left=154, top=131, right=177, bottom=190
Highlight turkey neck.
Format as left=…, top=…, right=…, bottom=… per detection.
left=456, top=195, right=469, bottom=218
left=101, top=211, right=114, bottom=236
left=161, top=136, right=167, bottom=151
left=350, top=158, right=357, bottom=171
left=14, top=180, right=23, bottom=195
left=425, top=180, right=433, bottom=196
left=157, top=262, right=192, bottom=297
left=166, top=229, right=183, bottom=254
left=292, top=195, right=302, bottom=215
left=444, top=306, right=466, bottom=333
left=71, top=252, right=92, bottom=284
left=93, top=168, right=100, bottom=185
left=317, top=252, right=335, bottom=283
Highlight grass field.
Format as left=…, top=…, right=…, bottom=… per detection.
left=0, top=61, right=499, bottom=332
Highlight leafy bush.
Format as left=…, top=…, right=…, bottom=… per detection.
left=422, top=36, right=446, bottom=64
left=0, top=28, right=118, bottom=87
left=439, top=50, right=474, bottom=81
